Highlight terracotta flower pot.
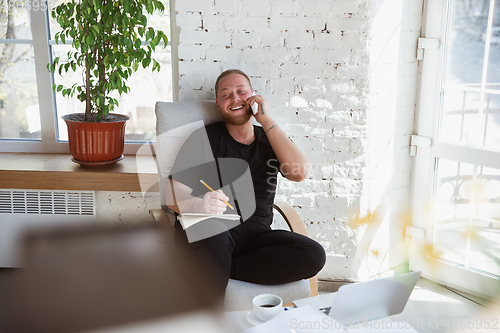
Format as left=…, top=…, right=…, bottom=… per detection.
left=63, top=113, right=129, bottom=164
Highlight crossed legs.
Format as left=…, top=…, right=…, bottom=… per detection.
left=175, top=221, right=326, bottom=294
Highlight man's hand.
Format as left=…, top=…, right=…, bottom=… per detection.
left=199, top=189, right=229, bottom=214
left=245, top=94, right=310, bottom=182
left=246, top=94, right=270, bottom=124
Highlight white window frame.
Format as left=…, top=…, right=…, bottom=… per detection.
left=0, top=0, right=176, bottom=154
left=410, top=0, right=500, bottom=300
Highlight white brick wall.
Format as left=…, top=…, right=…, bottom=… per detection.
left=175, top=0, right=422, bottom=281
left=96, top=191, right=159, bottom=226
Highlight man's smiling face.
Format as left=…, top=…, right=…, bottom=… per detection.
left=216, top=73, right=254, bottom=126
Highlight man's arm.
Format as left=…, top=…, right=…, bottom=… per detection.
left=246, top=95, right=310, bottom=182
left=166, top=178, right=229, bottom=214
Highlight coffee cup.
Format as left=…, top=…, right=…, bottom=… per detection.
left=252, top=294, right=283, bottom=322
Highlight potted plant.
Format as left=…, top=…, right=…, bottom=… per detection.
left=48, top=0, right=168, bottom=166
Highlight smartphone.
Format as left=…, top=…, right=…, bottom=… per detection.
left=251, top=92, right=258, bottom=115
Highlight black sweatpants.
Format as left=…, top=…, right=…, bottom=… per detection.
left=174, top=220, right=326, bottom=293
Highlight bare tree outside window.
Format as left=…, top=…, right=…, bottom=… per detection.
left=0, top=0, right=40, bottom=140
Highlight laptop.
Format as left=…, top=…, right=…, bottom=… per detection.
left=293, top=271, right=421, bottom=325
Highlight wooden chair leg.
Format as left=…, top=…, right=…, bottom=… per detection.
left=309, top=275, right=319, bottom=297
left=274, top=201, right=320, bottom=298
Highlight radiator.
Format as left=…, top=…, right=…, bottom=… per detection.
left=0, top=189, right=96, bottom=267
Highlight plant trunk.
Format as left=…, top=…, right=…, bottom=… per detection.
left=99, top=2, right=106, bottom=114
left=85, top=63, right=91, bottom=122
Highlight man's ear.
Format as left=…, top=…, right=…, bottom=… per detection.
left=215, top=98, right=220, bottom=112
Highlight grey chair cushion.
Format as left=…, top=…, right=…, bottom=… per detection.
left=224, top=279, right=310, bottom=311
left=155, top=101, right=222, bottom=214
left=155, top=100, right=222, bottom=136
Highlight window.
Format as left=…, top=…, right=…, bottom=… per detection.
left=0, top=0, right=173, bottom=153
left=410, top=0, right=500, bottom=299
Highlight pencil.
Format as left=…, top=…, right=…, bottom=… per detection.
left=200, top=180, right=235, bottom=210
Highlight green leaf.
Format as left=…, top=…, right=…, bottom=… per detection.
left=153, top=60, right=161, bottom=72
left=161, top=32, right=168, bottom=47
left=145, top=0, right=153, bottom=13
left=156, top=1, right=165, bottom=12
left=153, top=35, right=161, bottom=46
left=92, top=25, right=99, bottom=34
left=147, top=27, right=154, bottom=40
left=141, top=57, right=151, bottom=68
left=57, top=85, right=63, bottom=92
left=61, top=33, right=66, bottom=44
left=132, top=61, right=139, bottom=72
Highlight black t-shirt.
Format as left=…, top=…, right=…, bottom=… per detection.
left=170, top=122, right=280, bottom=227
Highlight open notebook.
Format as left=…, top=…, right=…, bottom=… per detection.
left=178, top=213, right=240, bottom=229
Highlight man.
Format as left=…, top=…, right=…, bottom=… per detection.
left=167, top=69, right=325, bottom=293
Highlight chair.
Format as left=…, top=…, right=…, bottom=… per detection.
left=149, top=101, right=318, bottom=311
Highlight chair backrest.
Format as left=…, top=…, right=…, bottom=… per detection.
left=155, top=101, right=222, bottom=137
left=155, top=101, right=223, bottom=211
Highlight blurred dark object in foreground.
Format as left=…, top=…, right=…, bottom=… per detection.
left=3, top=224, right=225, bottom=333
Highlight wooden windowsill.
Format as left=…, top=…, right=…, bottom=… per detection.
left=0, top=153, right=159, bottom=192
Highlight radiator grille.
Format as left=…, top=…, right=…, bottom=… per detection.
left=0, top=190, right=95, bottom=215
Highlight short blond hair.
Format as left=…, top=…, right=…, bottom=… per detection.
left=215, top=69, right=252, bottom=98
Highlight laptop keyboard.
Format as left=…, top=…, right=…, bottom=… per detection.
left=319, top=306, right=332, bottom=315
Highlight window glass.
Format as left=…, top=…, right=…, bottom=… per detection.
left=438, top=0, right=500, bottom=151
left=484, top=10, right=500, bottom=150
left=0, top=2, right=41, bottom=140
left=0, top=0, right=32, bottom=38
left=433, top=158, right=500, bottom=277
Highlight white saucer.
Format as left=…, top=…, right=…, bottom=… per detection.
left=246, top=311, right=265, bottom=326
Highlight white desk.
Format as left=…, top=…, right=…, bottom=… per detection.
left=224, top=305, right=419, bottom=333
left=224, top=309, right=255, bottom=332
